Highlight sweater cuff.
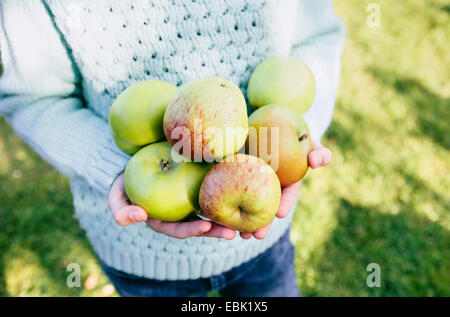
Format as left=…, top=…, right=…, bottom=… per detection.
left=6, top=96, right=129, bottom=196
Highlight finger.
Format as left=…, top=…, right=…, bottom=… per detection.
left=276, top=181, right=301, bottom=218
left=308, top=150, right=322, bottom=168
left=282, top=180, right=301, bottom=195
left=321, top=147, right=332, bottom=166
left=308, top=148, right=332, bottom=169
left=107, top=174, right=128, bottom=212
left=146, top=219, right=212, bottom=239
left=253, top=222, right=272, bottom=240
left=112, top=205, right=148, bottom=226
left=108, top=174, right=148, bottom=226
left=202, top=223, right=236, bottom=240
left=240, top=232, right=253, bottom=239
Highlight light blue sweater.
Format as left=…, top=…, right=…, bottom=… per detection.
left=0, top=0, right=345, bottom=280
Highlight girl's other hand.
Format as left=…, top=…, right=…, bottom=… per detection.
left=240, top=140, right=332, bottom=240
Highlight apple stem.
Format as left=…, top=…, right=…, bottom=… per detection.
left=160, top=159, right=171, bottom=172
left=299, top=133, right=309, bottom=142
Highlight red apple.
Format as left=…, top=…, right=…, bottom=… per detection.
left=247, top=104, right=312, bottom=187
left=163, top=77, right=248, bottom=162
left=199, top=154, right=281, bottom=232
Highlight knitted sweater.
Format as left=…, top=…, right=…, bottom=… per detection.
left=0, top=0, right=345, bottom=280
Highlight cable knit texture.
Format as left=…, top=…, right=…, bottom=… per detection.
left=0, top=0, right=345, bottom=280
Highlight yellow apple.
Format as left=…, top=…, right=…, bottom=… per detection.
left=109, top=80, right=177, bottom=155
left=247, top=56, right=315, bottom=115
left=247, top=104, right=312, bottom=187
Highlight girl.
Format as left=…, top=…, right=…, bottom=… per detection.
left=0, top=0, right=344, bottom=296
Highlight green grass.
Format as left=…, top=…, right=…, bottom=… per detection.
left=0, top=0, right=449, bottom=296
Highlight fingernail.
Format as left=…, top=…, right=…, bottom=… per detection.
left=130, top=210, right=145, bottom=222
left=226, top=232, right=236, bottom=240
left=202, top=223, right=212, bottom=233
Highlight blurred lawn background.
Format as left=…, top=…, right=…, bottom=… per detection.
left=0, top=0, right=448, bottom=296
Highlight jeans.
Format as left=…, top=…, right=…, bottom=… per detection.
left=99, top=228, right=300, bottom=297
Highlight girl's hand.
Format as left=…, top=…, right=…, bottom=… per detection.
left=108, top=174, right=236, bottom=240
left=108, top=141, right=331, bottom=240
left=239, top=140, right=332, bottom=240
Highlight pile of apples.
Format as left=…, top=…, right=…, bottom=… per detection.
left=109, top=56, right=315, bottom=233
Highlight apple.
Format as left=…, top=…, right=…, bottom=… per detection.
left=124, top=141, right=213, bottom=221
left=163, top=77, right=248, bottom=162
left=110, top=129, right=142, bottom=156
left=246, top=104, right=312, bottom=187
left=199, top=154, right=281, bottom=232
left=109, top=80, right=177, bottom=155
left=247, top=56, right=315, bottom=115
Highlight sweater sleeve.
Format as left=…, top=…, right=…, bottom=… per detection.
left=290, top=0, right=346, bottom=141
left=0, top=1, right=129, bottom=195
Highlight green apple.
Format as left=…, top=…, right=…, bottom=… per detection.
left=247, top=56, right=316, bottom=115
left=124, top=141, right=214, bottom=221
left=247, top=104, right=313, bottom=187
left=109, top=80, right=177, bottom=155
left=110, top=129, right=142, bottom=155
left=199, top=154, right=281, bottom=232
left=163, top=77, right=248, bottom=161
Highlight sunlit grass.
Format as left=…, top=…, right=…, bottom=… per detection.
left=292, top=0, right=449, bottom=296
left=0, top=0, right=448, bottom=296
